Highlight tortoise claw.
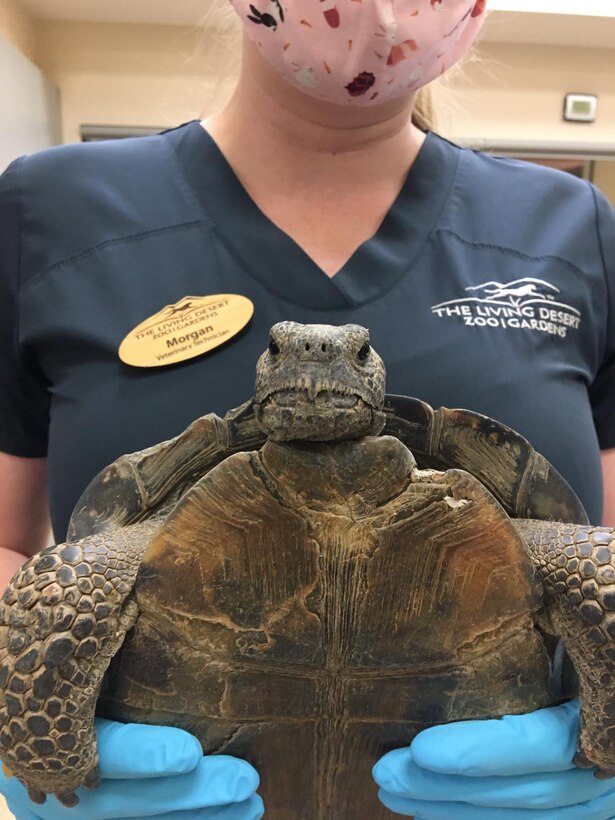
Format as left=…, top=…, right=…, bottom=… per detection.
left=573, top=749, right=595, bottom=769
left=1, top=763, right=13, bottom=778
left=57, top=791, right=79, bottom=807
left=26, top=786, right=46, bottom=805
left=83, top=769, right=101, bottom=790
left=594, top=769, right=615, bottom=781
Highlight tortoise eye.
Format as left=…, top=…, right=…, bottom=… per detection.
left=268, top=338, right=280, bottom=356
left=357, top=342, right=370, bottom=362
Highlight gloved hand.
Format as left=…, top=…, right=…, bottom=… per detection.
left=373, top=700, right=615, bottom=819
left=0, top=718, right=263, bottom=820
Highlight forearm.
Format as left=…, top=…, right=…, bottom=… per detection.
left=0, top=454, right=52, bottom=592
left=601, top=448, right=615, bottom=526
left=0, top=547, right=30, bottom=592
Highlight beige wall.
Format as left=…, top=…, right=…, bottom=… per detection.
left=34, top=19, right=239, bottom=145
left=595, top=161, right=615, bottom=202
left=0, top=0, right=36, bottom=63
left=435, top=41, right=615, bottom=143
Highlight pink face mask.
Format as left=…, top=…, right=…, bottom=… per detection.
left=229, top=0, right=487, bottom=107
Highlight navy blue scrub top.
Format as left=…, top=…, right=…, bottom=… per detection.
left=1, top=120, right=614, bottom=538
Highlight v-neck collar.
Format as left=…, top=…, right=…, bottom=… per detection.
left=163, top=120, right=460, bottom=310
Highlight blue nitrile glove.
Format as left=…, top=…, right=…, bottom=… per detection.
left=373, top=700, right=615, bottom=819
left=0, top=718, right=264, bottom=820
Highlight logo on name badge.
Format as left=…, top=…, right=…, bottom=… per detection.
left=431, top=277, right=581, bottom=338
left=119, top=294, right=254, bottom=368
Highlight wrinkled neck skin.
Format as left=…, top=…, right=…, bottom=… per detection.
left=202, top=31, right=426, bottom=197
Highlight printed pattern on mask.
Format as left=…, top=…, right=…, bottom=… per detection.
left=230, top=0, right=487, bottom=106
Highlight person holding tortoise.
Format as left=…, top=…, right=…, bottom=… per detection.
left=1, top=1, right=614, bottom=817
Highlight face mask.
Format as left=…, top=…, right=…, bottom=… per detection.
left=229, top=0, right=487, bottom=107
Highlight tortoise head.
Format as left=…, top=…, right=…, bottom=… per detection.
left=254, top=322, right=386, bottom=442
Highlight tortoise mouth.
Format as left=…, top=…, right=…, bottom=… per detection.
left=255, top=389, right=384, bottom=441
left=270, top=388, right=362, bottom=410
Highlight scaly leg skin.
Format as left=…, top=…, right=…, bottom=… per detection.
left=516, top=519, right=615, bottom=778
left=0, top=519, right=160, bottom=806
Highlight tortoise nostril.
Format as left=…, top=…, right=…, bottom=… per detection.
left=305, top=343, right=310, bottom=352
left=321, top=343, right=327, bottom=352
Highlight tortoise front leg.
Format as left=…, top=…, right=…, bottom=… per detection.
left=68, top=400, right=265, bottom=540
left=0, top=519, right=159, bottom=806
left=516, top=519, right=615, bottom=777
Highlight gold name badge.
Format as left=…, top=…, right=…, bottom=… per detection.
left=119, top=294, right=254, bottom=368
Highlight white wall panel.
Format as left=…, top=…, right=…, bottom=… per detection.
left=0, top=33, right=61, bottom=171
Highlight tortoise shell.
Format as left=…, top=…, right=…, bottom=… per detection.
left=91, top=421, right=583, bottom=818
left=68, top=394, right=588, bottom=541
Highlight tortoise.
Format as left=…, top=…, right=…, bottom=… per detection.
left=1, top=320, right=615, bottom=820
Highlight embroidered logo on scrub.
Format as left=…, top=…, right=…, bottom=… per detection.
left=431, top=277, right=581, bottom=338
